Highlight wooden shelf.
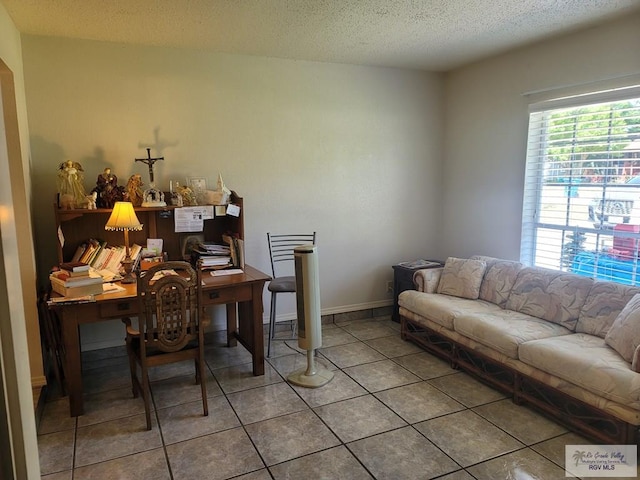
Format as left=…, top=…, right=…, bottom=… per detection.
left=54, top=191, right=244, bottom=264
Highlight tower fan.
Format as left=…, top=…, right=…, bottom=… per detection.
left=287, top=245, right=334, bottom=387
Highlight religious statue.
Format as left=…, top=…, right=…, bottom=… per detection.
left=125, top=174, right=145, bottom=207
left=177, top=184, right=197, bottom=206
left=91, top=167, right=125, bottom=208
left=57, top=160, right=88, bottom=209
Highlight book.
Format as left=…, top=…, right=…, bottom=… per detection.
left=50, top=275, right=104, bottom=298
left=50, top=270, right=103, bottom=287
left=60, top=261, right=90, bottom=273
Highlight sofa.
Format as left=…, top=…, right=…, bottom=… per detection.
left=398, top=255, right=640, bottom=444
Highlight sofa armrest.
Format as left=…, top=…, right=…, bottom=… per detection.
left=633, top=344, right=640, bottom=373
left=413, top=268, right=443, bottom=293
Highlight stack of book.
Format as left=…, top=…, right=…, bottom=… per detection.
left=50, top=262, right=104, bottom=297
left=71, top=240, right=142, bottom=277
left=190, top=241, right=232, bottom=269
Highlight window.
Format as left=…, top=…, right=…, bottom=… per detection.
left=521, top=90, right=640, bottom=285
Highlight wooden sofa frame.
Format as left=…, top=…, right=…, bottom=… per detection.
left=401, top=314, right=639, bottom=445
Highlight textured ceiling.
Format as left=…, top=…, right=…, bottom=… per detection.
left=3, top=0, right=640, bottom=71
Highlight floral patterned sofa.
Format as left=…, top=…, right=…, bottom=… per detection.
left=398, top=255, right=640, bottom=444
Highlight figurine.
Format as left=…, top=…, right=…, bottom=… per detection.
left=91, top=167, right=124, bottom=208
left=57, top=160, right=88, bottom=209
left=86, top=192, right=97, bottom=210
left=125, top=174, right=144, bottom=207
left=177, top=184, right=197, bottom=206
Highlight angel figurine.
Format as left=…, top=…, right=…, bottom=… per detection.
left=57, top=160, right=87, bottom=209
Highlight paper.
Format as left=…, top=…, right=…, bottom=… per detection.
left=58, top=226, right=65, bottom=247
left=174, top=206, right=214, bottom=232
left=147, top=238, right=163, bottom=255
left=102, top=283, right=126, bottom=294
left=226, top=204, right=240, bottom=217
left=210, top=268, right=244, bottom=276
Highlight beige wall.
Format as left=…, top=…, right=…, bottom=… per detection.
left=442, top=12, right=640, bottom=261
left=22, top=36, right=444, bottom=349
left=0, top=2, right=41, bottom=478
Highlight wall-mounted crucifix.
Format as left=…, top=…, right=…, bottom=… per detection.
left=135, top=148, right=164, bottom=185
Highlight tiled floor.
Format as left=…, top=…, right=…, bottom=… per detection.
left=38, top=314, right=622, bottom=479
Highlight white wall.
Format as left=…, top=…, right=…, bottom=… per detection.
left=22, top=36, right=444, bottom=349
left=443, top=12, right=640, bottom=261
left=0, top=3, right=41, bottom=478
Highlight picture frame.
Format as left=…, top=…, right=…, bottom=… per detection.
left=187, top=177, right=207, bottom=192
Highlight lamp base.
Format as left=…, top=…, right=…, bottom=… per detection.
left=121, top=257, right=136, bottom=284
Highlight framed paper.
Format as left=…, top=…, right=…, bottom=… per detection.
left=187, top=177, right=207, bottom=191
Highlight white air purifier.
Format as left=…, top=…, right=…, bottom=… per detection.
left=287, top=245, right=334, bottom=388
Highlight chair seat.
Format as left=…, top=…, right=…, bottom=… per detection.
left=268, top=276, right=296, bottom=292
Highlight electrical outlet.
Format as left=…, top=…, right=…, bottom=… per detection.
left=386, top=280, right=394, bottom=293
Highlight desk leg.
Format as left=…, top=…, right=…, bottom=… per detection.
left=60, top=308, right=84, bottom=416
left=238, top=283, right=265, bottom=376
left=226, top=303, right=238, bottom=347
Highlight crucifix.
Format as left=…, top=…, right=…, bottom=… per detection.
left=135, top=147, right=166, bottom=207
left=135, top=148, right=164, bottom=185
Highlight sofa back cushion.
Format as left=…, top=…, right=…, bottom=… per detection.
left=605, top=294, right=640, bottom=365
left=505, top=267, right=593, bottom=330
left=471, top=255, right=523, bottom=309
left=576, top=281, right=640, bottom=338
left=436, top=257, right=487, bottom=300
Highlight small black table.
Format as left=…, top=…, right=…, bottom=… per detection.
left=392, top=260, right=442, bottom=322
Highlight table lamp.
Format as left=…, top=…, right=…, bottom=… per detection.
left=105, top=201, right=143, bottom=283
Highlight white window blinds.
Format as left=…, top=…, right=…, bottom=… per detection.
left=521, top=91, right=640, bottom=285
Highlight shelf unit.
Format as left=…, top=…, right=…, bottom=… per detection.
left=54, top=191, right=244, bottom=264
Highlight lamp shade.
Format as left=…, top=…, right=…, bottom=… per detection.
left=105, top=202, right=143, bottom=231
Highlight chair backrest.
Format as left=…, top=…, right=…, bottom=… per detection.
left=137, top=261, right=201, bottom=352
left=267, top=232, right=316, bottom=278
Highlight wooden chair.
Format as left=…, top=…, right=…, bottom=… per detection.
left=122, top=261, right=208, bottom=430
left=266, top=232, right=316, bottom=357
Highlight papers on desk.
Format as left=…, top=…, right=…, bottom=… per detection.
left=102, top=283, right=126, bottom=294
left=210, top=268, right=244, bottom=276
left=174, top=206, right=214, bottom=232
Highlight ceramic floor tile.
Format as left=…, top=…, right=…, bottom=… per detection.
left=414, top=410, right=524, bottom=467
left=319, top=342, right=386, bottom=368
left=267, top=352, right=336, bottom=378
left=147, top=359, right=203, bottom=382
left=213, top=360, right=282, bottom=394
left=72, top=447, right=170, bottom=480
left=166, top=427, right=264, bottom=480
left=77, top=386, right=147, bottom=427
left=428, top=372, right=506, bottom=407
left=530, top=431, right=594, bottom=468
left=374, top=381, right=465, bottom=424
left=245, top=409, right=340, bottom=466
left=38, top=429, right=75, bottom=476
left=157, top=396, right=239, bottom=444
left=151, top=370, right=221, bottom=409
left=290, top=370, right=367, bottom=408
left=74, top=413, right=163, bottom=468
left=233, top=469, right=273, bottom=480
left=314, top=395, right=406, bottom=443
left=226, top=382, right=307, bottom=424
left=392, top=351, right=457, bottom=379
left=82, top=364, right=132, bottom=395
left=341, top=321, right=397, bottom=341
left=265, top=337, right=305, bottom=358
left=473, top=398, right=567, bottom=445
left=364, top=334, right=423, bottom=358
left=466, top=447, right=567, bottom=480
left=334, top=311, right=374, bottom=325
left=38, top=398, right=77, bottom=435
left=348, top=426, right=460, bottom=480
left=205, top=343, right=254, bottom=368
left=321, top=327, right=360, bottom=347
left=41, top=471, right=72, bottom=480
left=436, top=471, right=477, bottom=480
left=269, top=445, right=373, bottom=479
left=343, top=359, right=420, bottom=392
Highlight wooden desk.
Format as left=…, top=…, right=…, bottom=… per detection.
left=52, top=264, right=271, bottom=417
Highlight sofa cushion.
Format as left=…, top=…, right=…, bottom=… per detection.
left=473, top=256, right=523, bottom=308
left=454, top=309, right=572, bottom=359
left=437, top=257, right=487, bottom=300
left=577, top=281, right=640, bottom=338
left=398, top=290, right=500, bottom=330
left=605, top=294, right=640, bottom=366
left=505, top=267, right=593, bottom=330
left=519, top=333, right=640, bottom=408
